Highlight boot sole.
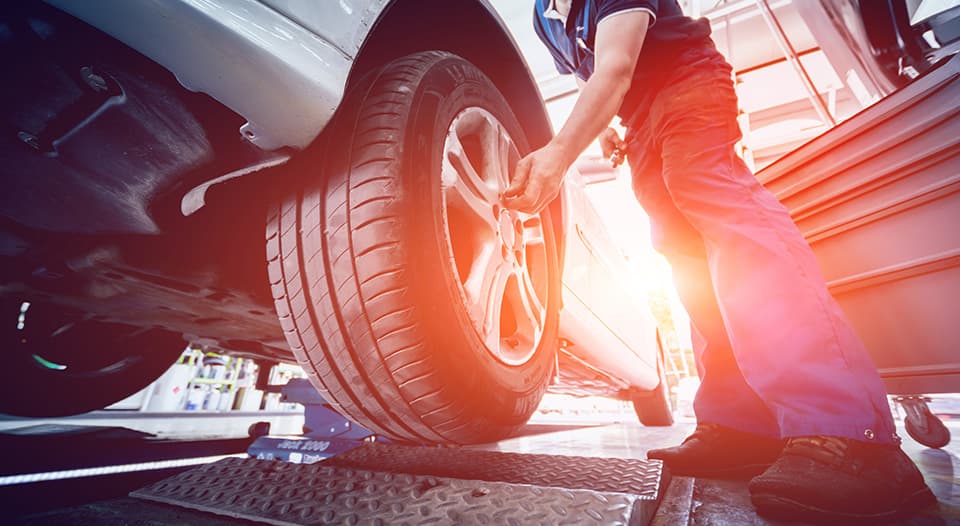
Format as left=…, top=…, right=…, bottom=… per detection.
left=751, top=486, right=938, bottom=524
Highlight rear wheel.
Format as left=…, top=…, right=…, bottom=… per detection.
left=0, top=300, right=185, bottom=416
left=267, top=52, right=560, bottom=444
left=899, top=397, right=951, bottom=449
left=632, top=334, right=675, bottom=426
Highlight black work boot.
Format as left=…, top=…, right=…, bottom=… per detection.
left=646, top=422, right=785, bottom=477
left=749, top=436, right=937, bottom=523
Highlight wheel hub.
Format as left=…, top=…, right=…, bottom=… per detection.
left=498, top=210, right=520, bottom=253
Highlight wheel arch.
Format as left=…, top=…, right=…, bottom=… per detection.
left=350, top=0, right=566, bottom=263
left=184, top=0, right=567, bottom=296
left=351, top=0, right=552, bottom=148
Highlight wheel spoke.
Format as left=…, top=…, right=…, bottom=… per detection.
left=513, top=266, right=545, bottom=337
left=491, top=121, right=516, bottom=191
left=462, top=244, right=510, bottom=350
left=442, top=133, right=499, bottom=233
left=444, top=130, right=499, bottom=201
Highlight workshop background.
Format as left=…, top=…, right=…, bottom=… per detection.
left=3, top=0, right=958, bottom=523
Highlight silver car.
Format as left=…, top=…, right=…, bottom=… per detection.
left=1, top=0, right=668, bottom=443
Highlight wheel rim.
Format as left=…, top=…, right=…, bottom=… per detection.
left=440, top=107, right=549, bottom=366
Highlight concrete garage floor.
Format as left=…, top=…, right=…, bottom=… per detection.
left=473, top=418, right=960, bottom=525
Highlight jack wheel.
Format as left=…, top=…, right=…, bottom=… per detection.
left=898, top=396, right=951, bottom=449
left=632, top=333, right=674, bottom=426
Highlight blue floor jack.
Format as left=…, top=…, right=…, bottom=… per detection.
left=246, top=378, right=380, bottom=464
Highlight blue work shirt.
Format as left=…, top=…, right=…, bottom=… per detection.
left=533, top=0, right=712, bottom=118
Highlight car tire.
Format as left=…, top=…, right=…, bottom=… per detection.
left=267, top=52, right=560, bottom=444
left=632, top=334, right=675, bottom=426
left=0, top=301, right=185, bottom=416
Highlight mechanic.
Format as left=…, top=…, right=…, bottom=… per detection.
left=503, top=0, right=936, bottom=521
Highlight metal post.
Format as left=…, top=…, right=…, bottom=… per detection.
left=754, top=0, right=837, bottom=127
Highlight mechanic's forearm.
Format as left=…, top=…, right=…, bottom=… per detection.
left=551, top=71, right=631, bottom=162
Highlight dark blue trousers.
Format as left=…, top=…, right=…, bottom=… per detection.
left=624, top=47, right=897, bottom=444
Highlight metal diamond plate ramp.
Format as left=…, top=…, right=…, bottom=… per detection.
left=132, top=447, right=668, bottom=525
left=328, top=443, right=667, bottom=498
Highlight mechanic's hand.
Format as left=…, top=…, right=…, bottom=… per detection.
left=502, top=143, right=573, bottom=214
left=599, top=127, right=626, bottom=167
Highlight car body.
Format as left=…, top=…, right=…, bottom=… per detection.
left=1, top=0, right=665, bottom=442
